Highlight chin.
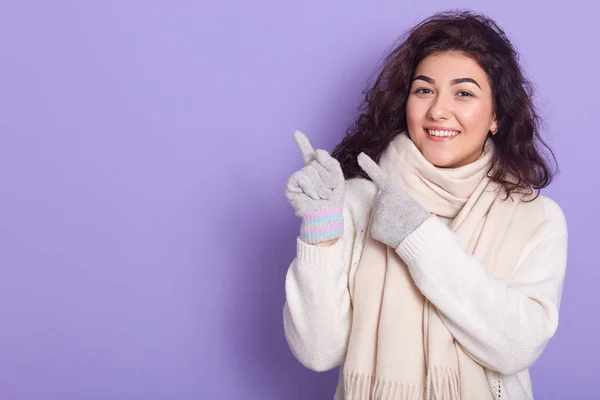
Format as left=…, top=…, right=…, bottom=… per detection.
left=431, top=160, right=456, bottom=168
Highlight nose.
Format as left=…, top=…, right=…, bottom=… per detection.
left=427, top=94, right=453, bottom=120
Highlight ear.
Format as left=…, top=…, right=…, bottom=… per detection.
left=489, top=117, right=499, bottom=136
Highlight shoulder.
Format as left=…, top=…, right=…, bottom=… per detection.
left=510, top=188, right=567, bottom=237
left=517, top=194, right=568, bottom=262
left=532, top=194, right=568, bottom=239
left=540, top=195, right=567, bottom=225
left=540, top=195, right=569, bottom=248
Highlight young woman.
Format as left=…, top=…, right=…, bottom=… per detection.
left=283, top=10, right=567, bottom=400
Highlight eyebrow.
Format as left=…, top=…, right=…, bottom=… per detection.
left=413, top=75, right=481, bottom=89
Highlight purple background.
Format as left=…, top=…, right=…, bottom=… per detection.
left=0, top=1, right=597, bottom=399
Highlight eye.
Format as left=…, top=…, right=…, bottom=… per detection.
left=457, top=90, right=473, bottom=97
left=414, top=88, right=433, bottom=95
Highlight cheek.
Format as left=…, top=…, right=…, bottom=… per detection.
left=406, top=98, right=426, bottom=126
left=456, top=102, right=493, bottom=130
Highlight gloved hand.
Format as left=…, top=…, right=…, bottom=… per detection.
left=357, top=152, right=431, bottom=249
left=286, top=131, right=345, bottom=244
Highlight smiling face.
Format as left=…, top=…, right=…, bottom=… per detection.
left=405, top=51, right=498, bottom=168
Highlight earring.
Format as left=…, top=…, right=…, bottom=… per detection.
left=491, top=127, right=498, bottom=134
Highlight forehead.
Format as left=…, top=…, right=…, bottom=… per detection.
left=414, top=52, right=489, bottom=86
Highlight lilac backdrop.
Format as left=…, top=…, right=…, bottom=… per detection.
left=0, top=1, right=597, bottom=399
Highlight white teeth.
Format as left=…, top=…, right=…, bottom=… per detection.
left=427, top=129, right=460, bottom=137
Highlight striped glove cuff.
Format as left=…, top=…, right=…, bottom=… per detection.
left=299, top=207, right=344, bottom=244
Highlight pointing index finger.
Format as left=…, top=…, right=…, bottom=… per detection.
left=294, top=130, right=316, bottom=165
left=357, top=152, right=391, bottom=190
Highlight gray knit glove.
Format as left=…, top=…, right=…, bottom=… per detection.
left=357, top=152, right=431, bottom=249
left=286, top=131, right=345, bottom=244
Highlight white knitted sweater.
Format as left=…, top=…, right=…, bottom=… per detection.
left=283, top=177, right=568, bottom=400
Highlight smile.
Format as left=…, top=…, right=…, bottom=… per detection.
left=425, top=128, right=461, bottom=141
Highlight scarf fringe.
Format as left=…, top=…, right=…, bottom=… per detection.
left=425, top=366, right=461, bottom=400
left=343, top=367, right=460, bottom=400
left=343, top=371, right=423, bottom=400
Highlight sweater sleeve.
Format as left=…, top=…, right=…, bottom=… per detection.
left=395, top=197, right=568, bottom=375
left=282, top=205, right=355, bottom=372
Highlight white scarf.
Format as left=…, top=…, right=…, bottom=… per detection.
left=342, top=133, right=544, bottom=399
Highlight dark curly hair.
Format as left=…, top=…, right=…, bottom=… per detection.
left=331, top=10, right=557, bottom=198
